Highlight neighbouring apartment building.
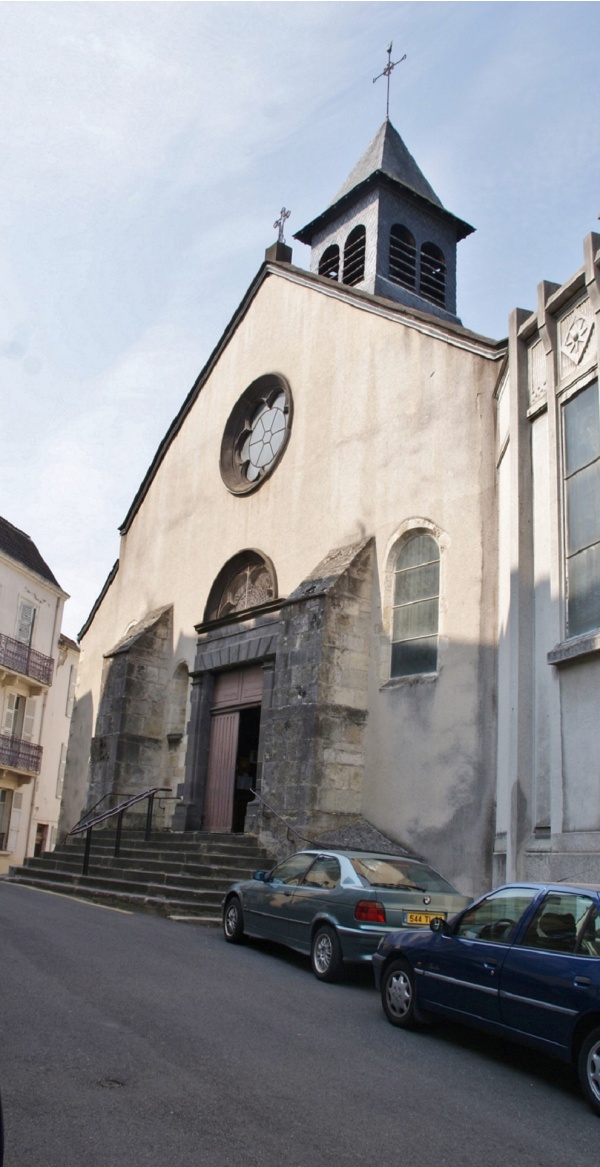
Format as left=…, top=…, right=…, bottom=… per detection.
left=0, top=516, right=78, bottom=874
left=59, top=119, right=600, bottom=897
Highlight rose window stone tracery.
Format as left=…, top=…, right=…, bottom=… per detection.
left=220, top=374, right=293, bottom=495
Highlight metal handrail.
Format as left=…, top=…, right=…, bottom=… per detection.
left=249, top=789, right=315, bottom=847
left=69, top=790, right=130, bottom=836
left=0, top=632, right=54, bottom=686
left=69, top=786, right=171, bottom=875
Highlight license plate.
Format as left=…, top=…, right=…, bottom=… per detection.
left=404, top=911, right=446, bottom=926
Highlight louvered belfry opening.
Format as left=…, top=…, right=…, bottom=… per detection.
left=318, top=244, right=340, bottom=280
left=389, top=224, right=417, bottom=290
left=419, top=242, right=446, bottom=307
left=342, top=225, right=366, bottom=286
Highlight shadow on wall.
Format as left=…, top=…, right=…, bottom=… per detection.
left=57, top=689, right=95, bottom=837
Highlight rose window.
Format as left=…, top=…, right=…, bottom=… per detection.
left=240, top=394, right=287, bottom=482
left=220, top=373, right=293, bottom=495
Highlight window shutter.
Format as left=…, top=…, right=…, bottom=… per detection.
left=66, top=666, right=76, bottom=717
left=16, top=601, right=36, bottom=645
left=6, top=791, right=23, bottom=852
left=22, top=698, right=36, bottom=743
left=2, top=692, right=17, bottom=735
left=56, top=743, right=67, bottom=798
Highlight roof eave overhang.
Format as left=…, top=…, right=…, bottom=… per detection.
left=294, top=171, right=475, bottom=246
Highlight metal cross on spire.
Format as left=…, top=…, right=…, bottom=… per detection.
left=373, top=42, right=407, bottom=120
left=274, top=207, right=291, bottom=244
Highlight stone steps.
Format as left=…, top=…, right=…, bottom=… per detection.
left=7, top=830, right=273, bottom=920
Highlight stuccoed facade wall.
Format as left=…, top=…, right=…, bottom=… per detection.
left=64, top=262, right=503, bottom=896
left=496, top=233, right=600, bottom=885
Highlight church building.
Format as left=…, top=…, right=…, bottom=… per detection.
left=60, top=118, right=600, bottom=898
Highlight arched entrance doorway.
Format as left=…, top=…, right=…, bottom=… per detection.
left=203, top=666, right=264, bottom=832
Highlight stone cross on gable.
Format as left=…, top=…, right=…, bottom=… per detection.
left=373, top=42, right=407, bottom=120
left=274, top=207, right=291, bottom=244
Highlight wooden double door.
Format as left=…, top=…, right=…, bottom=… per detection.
left=203, top=667, right=264, bottom=833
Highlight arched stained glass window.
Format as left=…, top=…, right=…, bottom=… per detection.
left=391, top=534, right=440, bottom=677
left=389, top=225, right=416, bottom=290
left=319, top=244, right=340, bottom=280
left=342, top=225, right=366, bottom=286
left=419, top=243, right=446, bottom=307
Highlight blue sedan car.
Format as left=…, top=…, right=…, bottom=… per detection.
left=373, top=881, right=600, bottom=1115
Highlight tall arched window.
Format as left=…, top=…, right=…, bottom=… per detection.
left=319, top=244, right=340, bottom=280
left=342, top=225, right=366, bottom=286
left=391, top=534, right=440, bottom=677
left=419, top=243, right=446, bottom=307
left=389, top=225, right=416, bottom=290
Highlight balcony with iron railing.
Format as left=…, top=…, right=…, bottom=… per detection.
left=0, top=733, right=43, bottom=778
left=0, top=634, right=54, bottom=688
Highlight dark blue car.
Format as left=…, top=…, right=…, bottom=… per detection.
left=373, top=881, right=600, bottom=1115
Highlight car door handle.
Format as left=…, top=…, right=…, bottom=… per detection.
left=574, top=976, right=592, bottom=987
left=483, top=961, right=499, bottom=972
left=283, top=889, right=294, bottom=896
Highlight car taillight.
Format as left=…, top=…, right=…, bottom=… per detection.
left=355, top=900, right=386, bottom=923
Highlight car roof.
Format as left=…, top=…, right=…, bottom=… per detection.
left=295, top=849, right=428, bottom=864
left=491, top=881, right=600, bottom=895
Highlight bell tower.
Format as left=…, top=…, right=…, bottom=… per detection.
left=294, top=120, right=474, bottom=324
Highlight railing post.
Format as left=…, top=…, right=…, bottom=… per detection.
left=115, top=809, right=125, bottom=857
left=145, top=792, right=156, bottom=842
left=83, top=826, right=93, bottom=875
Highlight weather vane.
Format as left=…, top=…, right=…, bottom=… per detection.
left=274, top=206, right=291, bottom=244
left=373, top=42, right=407, bottom=120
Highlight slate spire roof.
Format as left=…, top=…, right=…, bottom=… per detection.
left=294, top=119, right=473, bottom=246
left=0, top=514, right=62, bottom=589
left=330, top=119, right=442, bottom=209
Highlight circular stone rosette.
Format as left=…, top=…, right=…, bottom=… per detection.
left=220, top=373, right=293, bottom=495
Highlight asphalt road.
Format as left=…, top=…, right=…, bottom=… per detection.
left=1, top=881, right=598, bottom=1167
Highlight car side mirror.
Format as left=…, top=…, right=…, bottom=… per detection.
left=430, top=916, right=451, bottom=936
left=253, top=870, right=267, bottom=882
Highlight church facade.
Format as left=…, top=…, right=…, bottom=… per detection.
left=60, top=121, right=600, bottom=898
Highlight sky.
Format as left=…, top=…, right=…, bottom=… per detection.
left=1, top=0, right=599, bottom=639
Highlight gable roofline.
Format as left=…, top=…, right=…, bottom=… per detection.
left=294, top=169, right=474, bottom=246
left=78, top=559, right=119, bottom=642
left=118, top=260, right=504, bottom=538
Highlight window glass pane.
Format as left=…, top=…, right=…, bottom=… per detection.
left=455, top=888, right=537, bottom=944
left=394, top=561, right=440, bottom=605
left=351, top=856, right=457, bottom=893
left=567, top=543, right=600, bottom=636
left=397, top=534, right=439, bottom=571
left=564, top=382, right=600, bottom=475
left=520, top=892, right=592, bottom=954
left=302, top=857, right=340, bottom=889
left=391, top=637, right=437, bottom=677
left=270, top=854, right=315, bottom=885
left=566, top=460, right=600, bottom=554
left=579, top=906, right=600, bottom=957
left=393, top=598, right=438, bottom=642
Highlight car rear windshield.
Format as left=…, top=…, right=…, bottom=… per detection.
left=350, top=856, right=457, bottom=893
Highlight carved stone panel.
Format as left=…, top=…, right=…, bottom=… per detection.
left=558, top=297, right=595, bottom=380
left=528, top=338, right=546, bottom=408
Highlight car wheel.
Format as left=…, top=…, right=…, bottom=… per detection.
left=578, top=1027, right=600, bottom=1115
left=223, top=896, right=245, bottom=944
left=381, top=958, right=424, bottom=1029
left=311, top=924, right=343, bottom=982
